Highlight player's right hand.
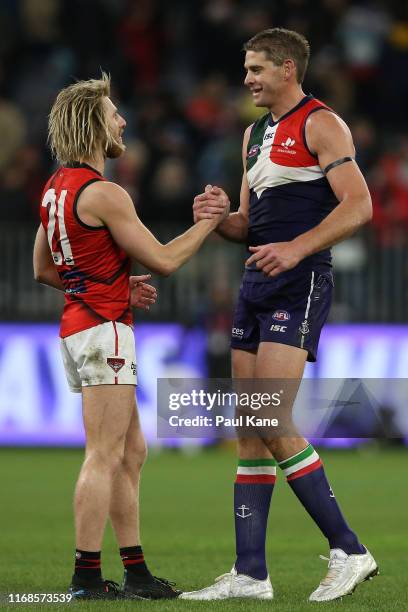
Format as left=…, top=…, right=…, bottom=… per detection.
left=193, top=185, right=230, bottom=224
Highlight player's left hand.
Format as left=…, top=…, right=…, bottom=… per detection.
left=245, top=242, right=302, bottom=277
left=129, top=274, right=157, bottom=310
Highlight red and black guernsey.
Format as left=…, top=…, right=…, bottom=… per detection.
left=39, top=162, right=132, bottom=338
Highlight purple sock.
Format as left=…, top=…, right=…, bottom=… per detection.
left=234, top=458, right=276, bottom=580
left=279, top=445, right=365, bottom=555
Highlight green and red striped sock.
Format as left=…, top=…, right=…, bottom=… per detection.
left=234, top=458, right=276, bottom=580
left=278, top=443, right=322, bottom=480
left=236, top=458, right=277, bottom=484
left=279, top=444, right=365, bottom=554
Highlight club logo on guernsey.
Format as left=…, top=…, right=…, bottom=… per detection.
left=299, top=320, right=310, bottom=335
left=281, top=137, right=295, bottom=147
left=107, top=357, right=125, bottom=373
left=248, top=144, right=261, bottom=158
left=277, top=137, right=296, bottom=155
left=236, top=505, right=252, bottom=519
left=272, top=310, right=290, bottom=322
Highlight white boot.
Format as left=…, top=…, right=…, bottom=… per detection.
left=179, top=567, right=273, bottom=600
left=309, top=547, right=378, bottom=602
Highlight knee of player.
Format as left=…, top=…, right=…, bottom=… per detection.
left=86, top=445, right=126, bottom=473
left=124, top=441, right=148, bottom=472
left=263, top=438, right=280, bottom=458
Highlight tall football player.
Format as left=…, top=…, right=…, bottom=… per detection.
left=181, top=28, right=378, bottom=603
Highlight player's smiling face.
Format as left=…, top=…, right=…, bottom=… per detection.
left=244, top=50, right=286, bottom=109
left=103, top=97, right=126, bottom=159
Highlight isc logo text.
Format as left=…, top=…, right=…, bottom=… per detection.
left=270, top=325, right=287, bottom=332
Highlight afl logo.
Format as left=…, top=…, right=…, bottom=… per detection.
left=248, top=144, right=260, bottom=158
left=272, top=310, right=290, bottom=322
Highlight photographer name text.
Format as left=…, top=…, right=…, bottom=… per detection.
left=168, top=415, right=279, bottom=428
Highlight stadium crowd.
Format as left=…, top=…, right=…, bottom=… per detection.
left=0, top=0, right=406, bottom=232
left=0, top=0, right=407, bottom=335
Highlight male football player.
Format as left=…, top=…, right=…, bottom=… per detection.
left=33, top=74, right=228, bottom=600
left=181, top=28, right=378, bottom=603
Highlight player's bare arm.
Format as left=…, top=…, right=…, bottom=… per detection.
left=81, top=181, right=229, bottom=276
left=246, top=111, right=372, bottom=276
left=192, top=125, right=252, bottom=243
left=33, top=224, right=64, bottom=290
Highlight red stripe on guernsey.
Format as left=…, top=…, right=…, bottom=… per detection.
left=286, top=458, right=322, bottom=481
left=270, top=98, right=331, bottom=168
left=235, top=474, right=277, bottom=484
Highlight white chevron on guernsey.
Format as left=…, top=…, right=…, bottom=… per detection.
left=247, top=123, right=323, bottom=199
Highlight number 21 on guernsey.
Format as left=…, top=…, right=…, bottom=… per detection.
left=41, top=188, right=75, bottom=266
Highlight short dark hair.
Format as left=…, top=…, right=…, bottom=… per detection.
left=244, top=28, right=310, bottom=83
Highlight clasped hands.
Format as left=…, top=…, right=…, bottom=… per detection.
left=193, top=184, right=302, bottom=277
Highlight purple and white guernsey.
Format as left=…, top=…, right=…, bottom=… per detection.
left=245, top=94, right=338, bottom=282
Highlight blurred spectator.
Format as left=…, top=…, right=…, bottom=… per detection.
left=0, top=99, right=26, bottom=171
left=370, top=136, right=408, bottom=247
left=336, top=1, right=391, bottom=117
left=147, top=156, right=194, bottom=224
left=0, top=162, right=35, bottom=224
left=185, top=75, right=229, bottom=136
left=117, top=0, right=165, bottom=92
left=350, top=117, right=378, bottom=174
left=109, top=139, right=150, bottom=209
left=337, top=2, right=390, bottom=76
left=59, top=0, right=113, bottom=79
left=379, top=11, right=408, bottom=127
left=21, top=0, right=60, bottom=45
left=307, top=47, right=355, bottom=116
left=190, top=0, right=241, bottom=81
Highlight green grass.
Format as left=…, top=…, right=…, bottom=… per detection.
left=0, top=446, right=407, bottom=611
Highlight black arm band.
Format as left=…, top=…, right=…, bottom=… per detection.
left=323, top=156, right=354, bottom=175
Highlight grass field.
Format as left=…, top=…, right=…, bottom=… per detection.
left=0, top=446, right=407, bottom=611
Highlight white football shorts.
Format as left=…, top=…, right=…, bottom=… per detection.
left=60, top=321, right=137, bottom=393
